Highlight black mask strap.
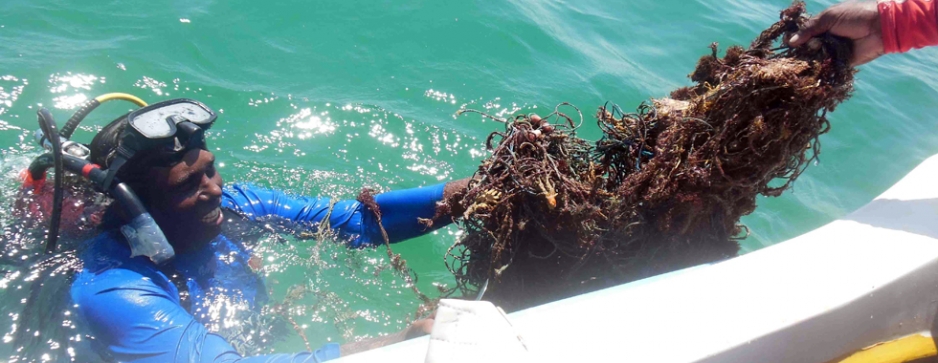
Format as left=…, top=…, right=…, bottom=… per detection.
left=101, top=145, right=136, bottom=191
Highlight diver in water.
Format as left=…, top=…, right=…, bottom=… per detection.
left=57, top=99, right=468, bottom=362
left=789, top=0, right=938, bottom=66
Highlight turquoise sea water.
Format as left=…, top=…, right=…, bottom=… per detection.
left=2, top=0, right=938, bottom=361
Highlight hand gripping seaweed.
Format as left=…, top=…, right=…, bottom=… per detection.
left=447, top=2, right=855, bottom=310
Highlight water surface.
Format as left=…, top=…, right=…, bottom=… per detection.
left=2, top=0, right=937, bottom=360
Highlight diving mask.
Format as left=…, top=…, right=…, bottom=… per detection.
left=103, top=99, right=217, bottom=189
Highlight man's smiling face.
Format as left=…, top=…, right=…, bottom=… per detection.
left=143, top=148, right=224, bottom=252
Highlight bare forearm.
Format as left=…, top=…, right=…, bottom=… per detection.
left=339, top=330, right=408, bottom=357
left=339, top=317, right=433, bottom=356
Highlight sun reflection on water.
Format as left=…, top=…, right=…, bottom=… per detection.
left=47, top=73, right=105, bottom=110
left=134, top=76, right=168, bottom=96
left=1, top=75, right=28, bottom=120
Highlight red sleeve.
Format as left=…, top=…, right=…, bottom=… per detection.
left=879, top=0, right=938, bottom=53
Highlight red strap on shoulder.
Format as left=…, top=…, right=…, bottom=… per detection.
left=19, top=168, right=45, bottom=190
left=879, top=0, right=938, bottom=53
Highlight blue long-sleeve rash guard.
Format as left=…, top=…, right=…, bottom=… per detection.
left=70, top=182, right=447, bottom=363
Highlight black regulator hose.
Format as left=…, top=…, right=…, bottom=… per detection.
left=27, top=154, right=54, bottom=181
left=60, top=93, right=147, bottom=139
left=29, top=153, right=100, bottom=182
left=27, top=153, right=150, bottom=231
left=36, top=108, right=63, bottom=254
left=59, top=99, right=100, bottom=139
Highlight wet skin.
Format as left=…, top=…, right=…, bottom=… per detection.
left=140, top=148, right=224, bottom=253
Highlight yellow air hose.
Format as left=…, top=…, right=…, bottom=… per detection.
left=94, top=92, right=147, bottom=107
left=60, top=92, right=148, bottom=139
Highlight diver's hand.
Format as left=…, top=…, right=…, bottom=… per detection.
left=404, top=316, right=435, bottom=339
left=789, top=1, right=883, bottom=66
left=339, top=315, right=435, bottom=356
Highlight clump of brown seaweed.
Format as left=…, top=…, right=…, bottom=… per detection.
left=446, top=1, right=855, bottom=310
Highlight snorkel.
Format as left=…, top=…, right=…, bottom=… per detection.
left=24, top=95, right=217, bottom=265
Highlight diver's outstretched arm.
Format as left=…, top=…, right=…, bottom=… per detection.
left=222, top=179, right=468, bottom=247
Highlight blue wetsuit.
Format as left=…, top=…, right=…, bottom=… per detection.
left=70, top=183, right=446, bottom=362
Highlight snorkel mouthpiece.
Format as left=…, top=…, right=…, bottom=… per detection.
left=110, top=182, right=175, bottom=265
left=121, top=213, right=175, bottom=265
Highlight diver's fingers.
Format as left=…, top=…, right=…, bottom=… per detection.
left=791, top=10, right=837, bottom=47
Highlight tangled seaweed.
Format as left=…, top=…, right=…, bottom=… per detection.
left=446, top=2, right=855, bottom=310
left=358, top=188, right=437, bottom=318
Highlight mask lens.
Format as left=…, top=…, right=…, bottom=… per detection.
left=165, top=102, right=213, bottom=126
left=130, top=114, right=175, bottom=138
left=128, top=99, right=216, bottom=138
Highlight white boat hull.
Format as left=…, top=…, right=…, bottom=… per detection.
left=336, top=154, right=938, bottom=363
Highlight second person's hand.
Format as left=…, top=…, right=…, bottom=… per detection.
left=789, top=1, right=884, bottom=66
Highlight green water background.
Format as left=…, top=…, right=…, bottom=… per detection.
left=2, top=0, right=938, bottom=359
